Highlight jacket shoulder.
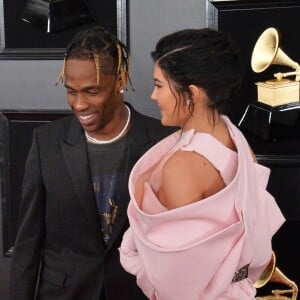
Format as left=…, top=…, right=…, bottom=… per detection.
left=34, top=114, right=75, bottom=136
left=132, top=108, right=177, bottom=140
left=146, top=115, right=176, bottom=138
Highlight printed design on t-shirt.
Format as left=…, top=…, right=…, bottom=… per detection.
left=92, top=173, right=124, bottom=244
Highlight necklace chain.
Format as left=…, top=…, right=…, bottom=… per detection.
left=85, top=105, right=131, bottom=144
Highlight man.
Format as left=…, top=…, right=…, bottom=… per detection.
left=9, top=26, right=175, bottom=300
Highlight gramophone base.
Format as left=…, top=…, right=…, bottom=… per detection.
left=256, top=80, right=300, bottom=107
left=238, top=102, right=300, bottom=141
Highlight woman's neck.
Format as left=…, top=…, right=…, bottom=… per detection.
left=182, top=108, right=221, bottom=134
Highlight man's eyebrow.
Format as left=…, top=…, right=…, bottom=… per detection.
left=64, top=84, right=99, bottom=90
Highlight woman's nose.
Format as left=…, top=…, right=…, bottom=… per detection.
left=150, top=88, right=157, bottom=101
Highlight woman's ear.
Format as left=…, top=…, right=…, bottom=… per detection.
left=188, top=84, right=207, bottom=105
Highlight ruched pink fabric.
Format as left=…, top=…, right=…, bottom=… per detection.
left=120, top=116, right=285, bottom=300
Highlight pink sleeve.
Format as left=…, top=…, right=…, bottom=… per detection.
left=255, top=163, right=285, bottom=235
left=119, top=228, right=156, bottom=299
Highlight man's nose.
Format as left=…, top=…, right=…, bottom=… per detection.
left=72, top=94, right=88, bottom=111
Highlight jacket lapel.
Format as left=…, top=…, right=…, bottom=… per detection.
left=60, top=117, right=101, bottom=230
left=107, top=108, right=153, bottom=249
left=58, top=109, right=158, bottom=249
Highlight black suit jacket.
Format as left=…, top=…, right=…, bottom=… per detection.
left=9, top=104, right=176, bottom=300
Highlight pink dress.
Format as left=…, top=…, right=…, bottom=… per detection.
left=119, top=116, right=285, bottom=300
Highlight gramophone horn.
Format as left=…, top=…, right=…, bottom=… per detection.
left=254, top=252, right=298, bottom=300
left=251, top=27, right=300, bottom=73
left=22, top=0, right=95, bottom=33
left=254, top=252, right=276, bottom=289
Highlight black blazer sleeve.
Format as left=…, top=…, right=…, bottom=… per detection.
left=9, top=129, right=46, bottom=300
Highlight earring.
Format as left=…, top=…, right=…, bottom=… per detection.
left=120, top=89, right=124, bottom=94
left=186, top=99, right=193, bottom=106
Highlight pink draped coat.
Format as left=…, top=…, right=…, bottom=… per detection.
left=119, top=116, right=285, bottom=299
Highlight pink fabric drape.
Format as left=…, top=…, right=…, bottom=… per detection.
left=120, top=116, right=285, bottom=300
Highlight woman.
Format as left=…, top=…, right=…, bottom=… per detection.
left=119, top=28, right=285, bottom=299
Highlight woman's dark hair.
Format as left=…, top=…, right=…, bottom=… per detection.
left=56, top=26, right=132, bottom=89
left=151, top=28, right=244, bottom=113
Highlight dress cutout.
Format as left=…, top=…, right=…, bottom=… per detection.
left=141, top=129, right=238, bottom=214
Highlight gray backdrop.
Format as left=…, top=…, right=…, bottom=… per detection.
left=0, top=0, right=206, bottom=298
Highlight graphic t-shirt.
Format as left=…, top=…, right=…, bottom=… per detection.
left=86, top=136, right=129, bottom=245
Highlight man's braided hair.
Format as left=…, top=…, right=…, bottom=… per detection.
left=56, top=26, right=133, bottom=90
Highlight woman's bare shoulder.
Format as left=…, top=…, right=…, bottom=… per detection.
left=158, top=150, right=224, bottom=209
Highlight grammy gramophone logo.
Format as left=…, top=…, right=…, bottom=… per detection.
left=251, top=27, right=300, bottom=107
left=238, top=27, right=300, bottom=141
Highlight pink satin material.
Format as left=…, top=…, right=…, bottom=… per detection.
left=120, top=116, right=285, bottom=300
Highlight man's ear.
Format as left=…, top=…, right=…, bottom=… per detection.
left=116, top=71, right=128, bottom=92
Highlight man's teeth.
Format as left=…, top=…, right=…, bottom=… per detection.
left=80, top=114, right=95, bottom=120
